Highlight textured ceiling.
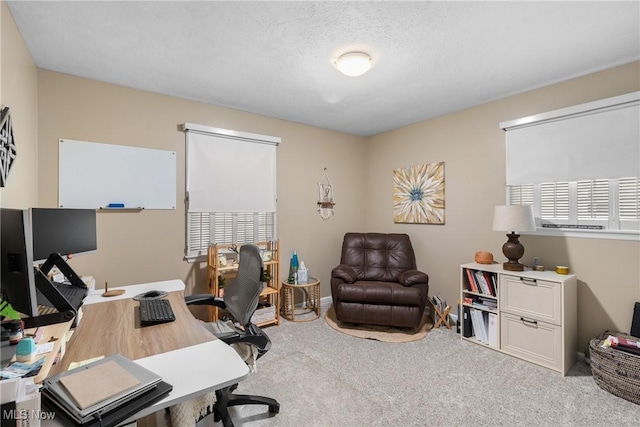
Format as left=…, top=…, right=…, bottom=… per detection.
left=7, top=1, right=640, bottom=137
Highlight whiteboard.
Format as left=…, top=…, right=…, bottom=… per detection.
left=59, top=139, right=176, bottom=210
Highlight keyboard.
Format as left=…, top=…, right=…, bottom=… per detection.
left=139, top=299, right=176, bottom=325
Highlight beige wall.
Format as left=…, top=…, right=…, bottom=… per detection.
left=37, top=71, right=367, bottom=299
left=0, top=1, right=38, bottom=208
left=366, top=61, right=640, bottom=352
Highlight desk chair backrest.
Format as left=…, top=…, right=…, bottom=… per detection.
left=224, top=244, right=263, bottom=326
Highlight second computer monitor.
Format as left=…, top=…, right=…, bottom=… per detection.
left=30, top=208, right=97, bottom=263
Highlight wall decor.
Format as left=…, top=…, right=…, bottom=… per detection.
left=393, top=162, right=445, bottom=224
left=0, top=106, right=16, bottom=187
left=317, top=167, right=335, bottom=220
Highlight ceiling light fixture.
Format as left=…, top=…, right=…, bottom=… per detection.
left=335, top=52, right=371, bottom=77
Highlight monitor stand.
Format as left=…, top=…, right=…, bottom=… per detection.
left=23, top=269, right=77, bottom=329
left=39, top=253, right=88, bottom=290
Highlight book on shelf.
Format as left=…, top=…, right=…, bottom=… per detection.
left=473, top=271, right=489, bottom=294
left=465, top=295, right=497, bottom=311
left=483, top=272, right=496, bottom=296
left=465, top=270, right=497, bottom=297
left=488, top=312, right=498, bottom=347
left=470, top=308, right=488, bottom=345
left=465, top=269, right=478, bottom=293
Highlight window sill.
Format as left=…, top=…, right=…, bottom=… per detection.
left=522, top=228, right=639, bottom=241
left=184, top=254, right=207, bottom=263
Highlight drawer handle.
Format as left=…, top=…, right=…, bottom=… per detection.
left=520, top=317, right=538, bottom=326
left=521, top=278, right=537, bottom=286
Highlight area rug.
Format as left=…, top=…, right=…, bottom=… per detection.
left=228, top=351, right=383, bottom=426
left=325, top=306, right=432, bottom=342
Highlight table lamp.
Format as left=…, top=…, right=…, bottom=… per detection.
left=492, top=205, right=536, bottom=271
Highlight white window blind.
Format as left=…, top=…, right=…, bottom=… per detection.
left=508, top=178, right=639, bottom=236
left=619, top=177, right=640, bottom=221
left=501, top=92, right=640, bottom=186
left=577, top=179, right=609, bottom=220
left=502, top=93, right=640, bottom=238
left=182, top=123, right=280, bottom=259
left=540, top=182, right=569, bottom=220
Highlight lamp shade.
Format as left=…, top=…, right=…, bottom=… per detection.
left=335, top=52, right=371, bottom=77
left=492, top=205, right=536, bottom=233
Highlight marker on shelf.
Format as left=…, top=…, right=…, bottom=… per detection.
left=107, top=203, right=125, bottom=208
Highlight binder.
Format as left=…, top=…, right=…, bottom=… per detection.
left=488, top=312, right=498, bottom=347
left=462, top=306, right=473, bottom=338
left=470, top=309, right=488, bottom=344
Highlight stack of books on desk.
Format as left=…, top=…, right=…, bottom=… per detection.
left=41, top=354, right=172, bottom=426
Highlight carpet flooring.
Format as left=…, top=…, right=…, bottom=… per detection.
left=160, top=303, right=638, bottom=427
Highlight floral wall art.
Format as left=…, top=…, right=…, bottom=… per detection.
left=393, top=162, right=445, bottom=224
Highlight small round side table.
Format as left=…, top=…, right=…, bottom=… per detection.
left=281, top=277, right=321, bottom=322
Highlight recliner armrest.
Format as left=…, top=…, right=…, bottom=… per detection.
left=331, top=264, right=357, bottom=283
left=185, top=293, right=226, bottom=309
left=399, top=270, right=429, bottom=286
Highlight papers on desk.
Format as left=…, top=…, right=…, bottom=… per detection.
left=0, top=357, right=45, bottom=380
left=35, top=342, right=55, bottom=356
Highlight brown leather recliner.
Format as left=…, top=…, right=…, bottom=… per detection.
left=331, top=233, right=429, bottom=329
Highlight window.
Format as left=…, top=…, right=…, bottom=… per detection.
left=187, top=212, right=275, bottom=258
left=508, top=178, right=639, bottom=236
left=501, top=92, right=639, bottom=239
left=182, top=123, right=279, bottom=260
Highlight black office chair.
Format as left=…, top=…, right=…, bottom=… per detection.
left=185, top=244, right=280, bottom=427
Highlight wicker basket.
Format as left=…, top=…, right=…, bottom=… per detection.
left=589, top=331, right=640, bottom=405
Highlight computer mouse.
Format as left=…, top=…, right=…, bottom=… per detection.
left=143, top=290, right=163, bottom=298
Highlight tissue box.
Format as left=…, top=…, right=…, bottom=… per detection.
left=297, top=269, right=308, bottom=284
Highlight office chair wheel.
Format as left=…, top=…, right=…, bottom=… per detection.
left=269, top=403, right=280, bottom=414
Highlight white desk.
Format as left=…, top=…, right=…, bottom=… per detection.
left=43, top=280, right=249, bottom=425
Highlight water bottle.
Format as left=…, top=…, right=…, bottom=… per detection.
left=288, top=251, right=299, bottom=284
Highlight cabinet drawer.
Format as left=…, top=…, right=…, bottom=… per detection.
left=500, top=275, right=561, bottom=325
left=500, top=312, right=562, bottom=372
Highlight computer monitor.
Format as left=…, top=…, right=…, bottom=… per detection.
left=30, top=208, right=97, bottom=263
left=1, top=208, right=76, bottom=328
left=1, top=208, right=38, bottom=318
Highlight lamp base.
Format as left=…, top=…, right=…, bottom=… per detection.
left=502, top=232, right=526, bottom=272
left=503, top=261, right=525, bottom=272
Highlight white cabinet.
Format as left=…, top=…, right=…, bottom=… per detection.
left=460, top=262, right=577, bottom=375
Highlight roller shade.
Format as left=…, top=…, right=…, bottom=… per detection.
left=502, top=92, right=640, bottom=186
left=184, top=123, right=279, bottom=213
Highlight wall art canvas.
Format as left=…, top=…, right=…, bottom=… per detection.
left=393, top=162, right=445, bottom=224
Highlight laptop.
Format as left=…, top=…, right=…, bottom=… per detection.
left=42, top=380, right=172, bottom=427
left=34, top=266, right=87, bottom=312
left=36, top=281, right=87, bottom=310
left=42, top=354, right=162, bottom=424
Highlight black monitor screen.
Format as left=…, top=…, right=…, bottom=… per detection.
left=30, top=208, right=97, bottom=263
left=0, top=208, right=38, bottom=317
